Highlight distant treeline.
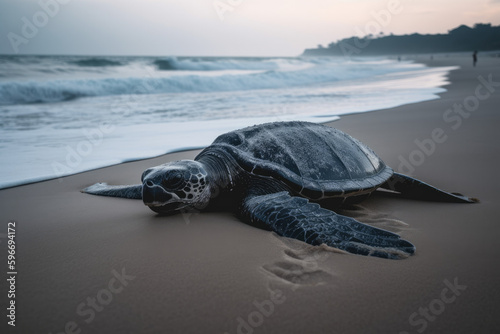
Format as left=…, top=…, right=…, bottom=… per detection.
left=302, top=23, right=500, bottom=57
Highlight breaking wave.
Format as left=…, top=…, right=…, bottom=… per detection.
left=153, top=57, right=281, bottom=71
left=0, top=62, right=405, bottom=105
left=71, top=58, right=124, bottom=67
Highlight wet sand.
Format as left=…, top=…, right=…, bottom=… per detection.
left=1, top=54, right=499, bottom=334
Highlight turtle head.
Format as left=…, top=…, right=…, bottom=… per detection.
left=141, top=160, right=211, bottom=215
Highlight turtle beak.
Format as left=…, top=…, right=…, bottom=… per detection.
left=142, top=181, right=187, bottom=215
left=142, top=181, right=172, bottom=206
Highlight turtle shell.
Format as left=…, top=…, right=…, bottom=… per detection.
left=200, top=121, right=393, bottom=200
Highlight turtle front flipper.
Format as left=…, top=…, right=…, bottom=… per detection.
left=241, top=192, right=415, bottom=260
left=380, top=173, right=478, bottom=203
left=81, top=183, right=142, bottom=199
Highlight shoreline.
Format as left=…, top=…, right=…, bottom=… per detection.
left=1, top=53, right=499, bottom=334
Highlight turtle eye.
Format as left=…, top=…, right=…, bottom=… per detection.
left=162, top=172, right=184, bottom=190
left=141, top=168, right=153, bottom=182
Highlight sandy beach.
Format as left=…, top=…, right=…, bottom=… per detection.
left=1, top=54, right=499, bottom=334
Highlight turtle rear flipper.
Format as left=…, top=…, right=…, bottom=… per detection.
left=81, top=183, right=142, bottom=199
left=241, top=192, right=415, bottom=260
left=380, top=173, right=478, bottom=203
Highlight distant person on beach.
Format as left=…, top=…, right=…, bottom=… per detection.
left=473, top=51, right=478, bottom=67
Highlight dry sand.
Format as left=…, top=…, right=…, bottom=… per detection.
left=1, top=54, right=499, bottom=334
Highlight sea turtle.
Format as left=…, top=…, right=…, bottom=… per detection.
left=82, top=121, right=477, bottom=259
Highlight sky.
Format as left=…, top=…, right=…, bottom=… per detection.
left=0, top=0, right=499, bottom=56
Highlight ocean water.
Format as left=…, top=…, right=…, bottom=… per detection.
left=0, top=55, right=455, bottom=189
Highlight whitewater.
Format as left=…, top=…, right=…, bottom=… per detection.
left=0, top=55, right=455, bottom=189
